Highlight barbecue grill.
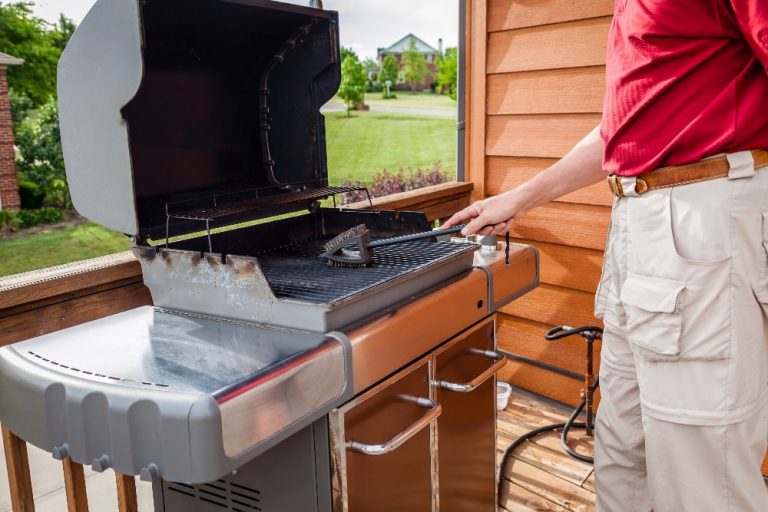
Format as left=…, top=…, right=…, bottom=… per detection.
left=0, top=1, right=539, bottom=510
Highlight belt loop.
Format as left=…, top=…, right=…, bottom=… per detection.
left=726, top=151, right=755, bottom=180
left=607, top=175, right=623, bottom=197
left=619, top=177, right=641, bottom=197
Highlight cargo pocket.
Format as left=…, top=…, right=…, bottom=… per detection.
left=759, top=212, right=768, bottom=304
left=620, top=273, right=685, bottom=359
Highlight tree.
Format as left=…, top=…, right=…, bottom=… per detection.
left=363, top=57, right=377, bottom=70
left=340, top=46, right=358, bottom=64
left=379, top=54, right=399, bottom=98
left=379, top=55, right=399, bottom=84
left=49, top=13, right=76, bottom=52
left=337, top=54, right=367, bottom=116
left=0, top=3, right=76, bottom=207
left=401, top=39, right=427, bottom=90
left=0, top=3, right=73, bottom=106
left=436, top=47, right=458, bottom=100
left=14, top=100, right=70, bottom=208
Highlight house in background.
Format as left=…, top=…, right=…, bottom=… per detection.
left=0, top=51, right=23, bottom=211
left=377, top=33, right=442, bottom=90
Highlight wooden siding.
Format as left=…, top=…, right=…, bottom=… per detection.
left=479, top=0, right=611, bottom=406
left=487, top=18, right=612, bottom=74
left=487, top=67, right=606, bottom=115
left=487, top=0, right=614, bottom=32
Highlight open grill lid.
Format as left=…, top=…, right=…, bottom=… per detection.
left=58, top=0, right=342, bottom=239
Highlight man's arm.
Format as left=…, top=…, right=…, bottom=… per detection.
left=443, top=124, right=606, bottom=236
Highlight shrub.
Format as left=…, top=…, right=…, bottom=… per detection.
left=0, top=210, right=21, bottom=232
left=15, top=209, right=38, bottom=228
left=37, top=207, right=65, bottom=224
left=0, top=207, right=65, bottom=232
left=340, top=162, right=450, bottom=205
left=18, top=180, right=45, bottom=209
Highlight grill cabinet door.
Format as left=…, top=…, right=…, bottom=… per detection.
left=331, top=358, right=438, bottom=511
left=433, top=317, right=500, bottom=512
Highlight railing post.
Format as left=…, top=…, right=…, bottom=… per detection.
left=116, top=473, right=138, bottom=512
left=62, top=457, right=89, bottom=511
left=2, top=424, right=35, bottom=512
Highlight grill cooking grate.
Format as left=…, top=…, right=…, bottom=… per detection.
left=256, top=237, right=475, bottom=304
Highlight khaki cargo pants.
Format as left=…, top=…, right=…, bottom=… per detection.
left=593, top=151, right=768, bottom=511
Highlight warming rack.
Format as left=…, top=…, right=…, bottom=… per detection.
left=163, top=180, right=373, bottom=251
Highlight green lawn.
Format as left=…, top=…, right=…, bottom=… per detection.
left=0, top=222, right=130, bottom=277
left=326, top=111, right=457, bottom=184
left=1, top=109, right=456, bottom=277
left=327, top=91, right=457, bottom=111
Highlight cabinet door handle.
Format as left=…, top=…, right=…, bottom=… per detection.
left=345, top=396, right=441, bottom=456
left=432, top=349, right=506, bottom=393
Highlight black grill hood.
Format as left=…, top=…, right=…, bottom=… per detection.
left=59, top=0, right=341, bottom=239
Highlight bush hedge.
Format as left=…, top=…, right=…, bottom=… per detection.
left=339, top=162, right=450, bottom=205
left=0, top=207, right=65, bottom=233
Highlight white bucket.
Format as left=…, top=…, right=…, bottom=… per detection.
left=497, top=381, right=512, bottom=410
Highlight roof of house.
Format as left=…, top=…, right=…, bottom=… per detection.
left=378, top=34, right=438, bottom=55
left=0, top=52, right=24, bottom=66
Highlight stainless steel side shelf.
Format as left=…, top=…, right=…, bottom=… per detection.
left=0, top=307, right=352, bottom=484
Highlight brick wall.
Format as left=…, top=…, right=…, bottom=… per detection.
left=0, top=66, right=20, bottom=210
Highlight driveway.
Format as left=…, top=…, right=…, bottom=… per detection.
left=321, top=103, right=457, bottom=118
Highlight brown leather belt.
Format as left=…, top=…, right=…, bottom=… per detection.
left=607, top=149, right=768, bottom=197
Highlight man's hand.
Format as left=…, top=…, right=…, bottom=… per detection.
left=442, top=191, right=526, bottom=236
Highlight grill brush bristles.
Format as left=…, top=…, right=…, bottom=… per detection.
left=322, top=224, right=374, bottom=268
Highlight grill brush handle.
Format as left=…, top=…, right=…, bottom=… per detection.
left=322, top=223, right=492, bottom=267
left=367, top=225, right=466, bottom=249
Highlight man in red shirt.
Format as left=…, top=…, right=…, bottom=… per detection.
left=445, top=1, right=768, bottom=510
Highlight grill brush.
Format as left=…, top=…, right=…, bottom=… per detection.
left=322, top=224, right=467, bottom=268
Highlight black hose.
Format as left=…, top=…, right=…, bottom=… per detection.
left=498, top=326, right=602, bottom=502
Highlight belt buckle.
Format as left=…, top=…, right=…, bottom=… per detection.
left=607, top=174, right=623, bottom=197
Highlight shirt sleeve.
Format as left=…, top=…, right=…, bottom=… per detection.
left=729, top=0, right=768, bottom=72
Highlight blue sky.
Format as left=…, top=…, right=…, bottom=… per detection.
left=31, top=0, right=459, bottom=60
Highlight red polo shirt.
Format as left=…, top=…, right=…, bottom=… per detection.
left=601, top=0, right=768, bottom=177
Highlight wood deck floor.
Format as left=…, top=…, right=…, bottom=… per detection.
left=497, top=389, right=596, bottom=512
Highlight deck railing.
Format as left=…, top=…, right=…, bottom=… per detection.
left=0, top=181, right=472, bottom=512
